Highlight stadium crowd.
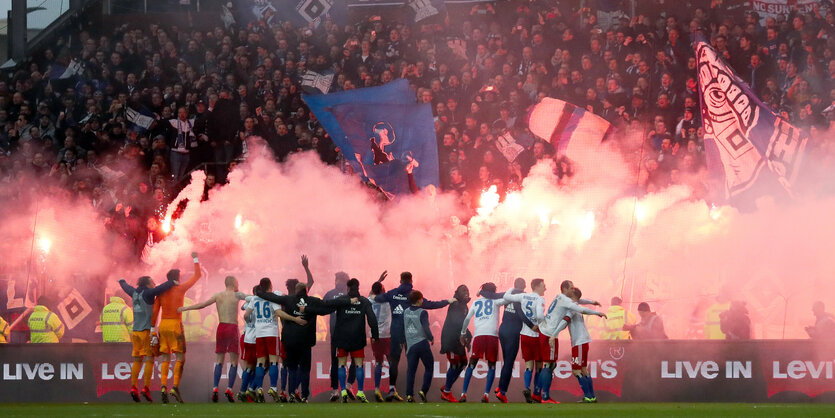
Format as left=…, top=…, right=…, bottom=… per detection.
left=0, top=0, right=834, bottom=260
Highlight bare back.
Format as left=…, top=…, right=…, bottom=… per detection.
left=215, top=290, right=242, bottom=324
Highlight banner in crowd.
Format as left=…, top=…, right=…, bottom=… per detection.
left=693, top=34, right=807, bottom=207
left=125, top=106, right=155, bottom=131
left=347, top=0, right=498, bottom=6
left=407, top=0, right=446, bottom=23
left=2, top=340, right=834, bottom=403
left=750, top=1, right=823, bottom=24
left=331, top=102, right=440, bottom=195
left=232, top=0, right=347, bottom=27
left=300, top=70, right=335, bottom=94
left=528, top=98, right=614, bottom=158
left=48, top=60, right=84, bottom=80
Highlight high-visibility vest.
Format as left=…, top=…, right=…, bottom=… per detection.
left=602, top=306, right=634, bottom=340
left=705, top=302, right=730, bottom=339
left=29, top=305, right=65, bottom=343
left=182, top=297, right=209, bottom=341
left=0, top=315, right=9, bottom=343
left=101, top=297, right=133, bottom=342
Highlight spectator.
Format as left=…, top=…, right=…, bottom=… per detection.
left=805, top=301, right=835, bottom=340
left=624, top=302, right=668, bottom=340
left=720, top=301, right=752, bottom=340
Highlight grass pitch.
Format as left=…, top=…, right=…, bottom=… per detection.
left=1, top=403, right=833, bottom=417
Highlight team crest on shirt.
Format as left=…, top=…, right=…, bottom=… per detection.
left=609, top=345, right=625, bottom=360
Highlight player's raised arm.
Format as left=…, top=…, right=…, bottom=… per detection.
left=301, top=255, right=314, bottom=290
left=118, top=278, right=136, bottom=296
left=579, top=298, right=601, bottom=306
left=181, top=252, right=203, bottom=291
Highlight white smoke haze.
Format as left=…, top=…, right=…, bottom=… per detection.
left=3, top=134, right=834, bottom=339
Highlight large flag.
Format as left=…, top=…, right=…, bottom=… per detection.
left=330, top=102, right=440, bottom=196
left=694, top=33, right=807, bottom=205
left=302, top=79, right=413, bottom=162
left=527, top=97, right=613, bottom=158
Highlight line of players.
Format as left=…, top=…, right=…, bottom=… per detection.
left=119, top=253, right=606, bottom=404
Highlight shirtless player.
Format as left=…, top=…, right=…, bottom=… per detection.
left=179, top=275, right=247, bottom=402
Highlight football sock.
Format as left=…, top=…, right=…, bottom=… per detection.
left=142, top=361, right=153, bottom=387
left=131, top=360, right=142, bottom=386
left=173, top=359, right=184, bottom=387
left=268, top=364, right=278, bottom=388
left=576, top=376, right=589, bottom=398
left=356, top=364, right=365, bottom=391
left=533, top=370, right=542, bottom=396
left=254, top=364, right=265, bottom=389
left=160, top=360, right=170, bottom=387
left=524, top=368, right=532, bottom=389
left=228, top=364, right=237, bottom=389
left=444, top=364, right=458, bottom=391
left=540, top=367, right=553, bottom=399
left=484, top=368, right=496, bottom=395
left=374, top=363, right=383, bottom=389
left=584, top=375, right=595, bottom=398
left=462, top=366, right=474, bottom=394
left=281, top=366, right=288, bottom=391
left=239, top=367, right=251, bottom=392
left=213, top=363, right=222, bottom=389
left=338, top=365, right=347, bottom=391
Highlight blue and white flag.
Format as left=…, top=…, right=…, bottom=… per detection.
left=302, top=79, right=414, bottom=163
left=234, top=0, right=344, bottom=28
left=48, top=59, right=84, bottom=80
left=125, top=105, right=156, bottom=133
left=527, top=97, right=613, bottom=157
left=407, top=0, right=446, bottom=24
left=331, top=102, right=440, bottom=196
left=300, top=70, right=334, bottom=94
left=694, top=33, right=807, bottom=205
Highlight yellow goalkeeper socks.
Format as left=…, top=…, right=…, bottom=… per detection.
left=160, top=360, right=170, bottom=387
left=143, top=360, right=154, bottom=387
left=173, top=359, right=184, bottom=387
left=131, top=360, right=142, bottom=386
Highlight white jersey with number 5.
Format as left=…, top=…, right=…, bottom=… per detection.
left=461, top=297, right=505, bottom=337
left=502, top=291, right=545, bottom=337
left=248, top=292, right=282, bottom=338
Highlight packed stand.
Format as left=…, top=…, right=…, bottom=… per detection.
left=0, top=1, right=833, bottom=259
